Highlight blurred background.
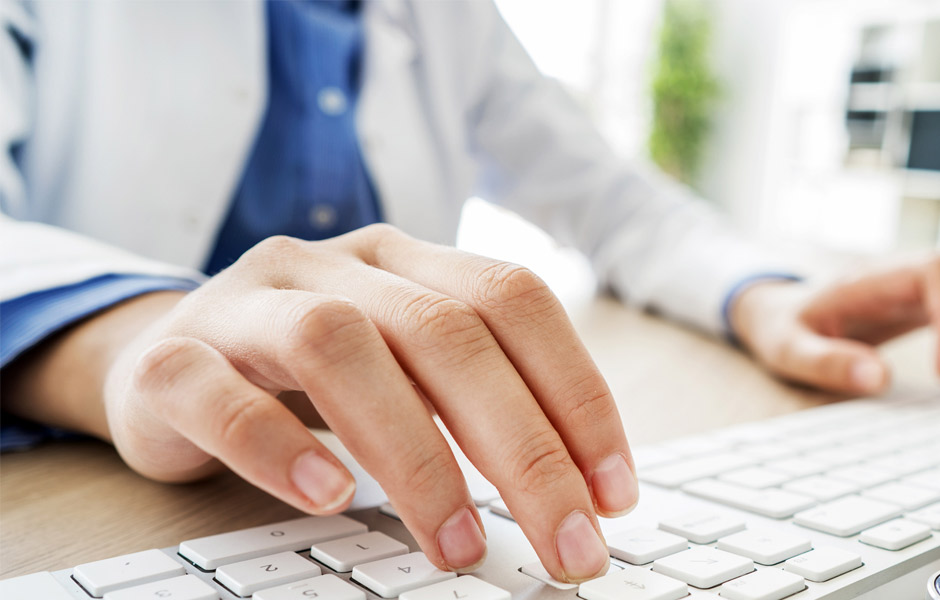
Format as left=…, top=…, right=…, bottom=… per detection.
left=458, top=0, right=940, bottom=304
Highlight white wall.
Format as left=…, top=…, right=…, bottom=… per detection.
left=466, top=0, right=939, bottom=280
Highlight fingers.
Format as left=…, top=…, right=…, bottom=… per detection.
left=316, top=266, right=609, bottom=581
left=800, top=266, right=928, bottom=344
left=353, top=225, right=637, bottom=516
left=141, top=230, right=622, bottom=580
left=270, top=295, right=487, bottom=572
left=130, top=336, right=356, bottom=514
left=190, top=289, right=486, bottom=572
left=766, top=325, right=890, bottom=395
left=140, top=292, right=488, bottom=572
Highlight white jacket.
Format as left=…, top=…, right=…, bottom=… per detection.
left=0, top=0, right=781, bottom=335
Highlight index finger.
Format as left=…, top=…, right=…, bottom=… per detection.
left=354, top=226, right=638, bottom=517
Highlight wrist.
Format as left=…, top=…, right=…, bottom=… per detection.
left=728, top=279, right=802, bottom=352
left=2, top=291, right=187, bottom=440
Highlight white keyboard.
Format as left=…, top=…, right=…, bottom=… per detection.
left=3, top=392, right=939, bottom=600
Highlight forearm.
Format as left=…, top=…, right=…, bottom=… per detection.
left=2, top=291, right=187, bottom=440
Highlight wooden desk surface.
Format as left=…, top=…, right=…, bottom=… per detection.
left=1, top=297, right=935, bottom=578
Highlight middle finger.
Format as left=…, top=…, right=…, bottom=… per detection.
left=317, top=263, right=611, bottom=583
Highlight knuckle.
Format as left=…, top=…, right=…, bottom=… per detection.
left=557, top=374, right=617, bottom=428
left=256, top=234, right=305, bottom=255
left=398, top=441, right=458, bottom=498
left=284, top=299, right=373, bottom=365
left=474, top=262, right=557, bottom=316
left=404, top=294, right=487, bottom=345
left=236, top=235, right=306, bottom=277
left=215, top=395, right=265, bottom=448
left=358, top=222, right=402, bottom=240
left=132, top=337, right=207, bottom=394
left=348, top=223, right=407, bottom=264
left=247, top=235, right=305, bottom=260
left=509, top=429, right=576, bottom=496
left=815, top=351, right=850, bottom=383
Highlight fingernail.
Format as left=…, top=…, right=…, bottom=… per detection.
left=555, top=510, right=609, bottom=582
left=851, top=359, right=884, bottom=391
left=437, top=506, right=487, bottom=572
left=291, top=451, right=355, bottom=511
left=591, top=453, right=638, bottom=516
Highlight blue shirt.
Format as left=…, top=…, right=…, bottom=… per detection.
left=1, top=0, right=380, bottom=449
left=205, top=0, right=380, bottom=274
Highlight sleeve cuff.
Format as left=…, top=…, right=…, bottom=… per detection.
left=0, top=273, right=200, bottom=368
left=720, top=272, right=803, bottom=345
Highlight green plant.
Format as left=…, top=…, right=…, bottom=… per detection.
left=649, top=0, right=720, bottom=187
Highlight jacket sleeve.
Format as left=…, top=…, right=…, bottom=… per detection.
left=0, top=2, right=203, bottom=302
left=0, top=2, right=203, bottom=362
left=463, top=1, right=796, bottom=336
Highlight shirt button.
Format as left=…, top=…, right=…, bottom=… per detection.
left=317, top=87, right=348, bottom=116
left=309, top=204, right=338, bottom=230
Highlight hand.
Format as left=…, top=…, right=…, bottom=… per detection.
left=5, top=225, right=637, bottom=582
left=729, top=255, right=940, bottom=394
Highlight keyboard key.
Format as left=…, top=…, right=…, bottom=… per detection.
left=578, top=564, right=688, bottom=600
left=868, top=450, right=939, bottom=476
left=398, top=575, right=510, bottom=600
left=907, top=502, right=940, bottom=530
left=437, top=418, right=500, bottom=506
left=660, top=435, right=732, bottom=457
left=783, top=547, right=861, bottom=582
left=735, top=443, right=798, bottom=462
left=179, top=516, right=367, bottom=570
left=352, top=552, right=455, bottom=598
left=781, top=432, right=837, bottom=452
left=379, top=503, right=400, bottom=520
left=764, top=457, right=829, bottom=478
left=310, top=531, right=408, bottom=572
left=863, top=482, right=940, bottom=510
left=859, top=519, right=932, bottom=550
left=641, top=453, right=755, bottom=488
left=783, top=476, right=858, bottom=502
left=715, top=423, right=780, bottom=445
left=488, top=498, right=514, bottom=521
left=716, top=529, right=812, bottom=565
left=103, top=575, right=216, bottom=600
left=828, top=465, right=896, bottom=487
left=607, top=528, right=688, bottom=564
left=719, top=467, right=793, bottom=489
left=831, top=442, right=883, bottom=461
left=681, top=479, right=815, bottom=518
left=632, top=446, right=682, bottom=469
left=718, top=568, right=805, bottom=600
left=0, top=572, right=75, bottom=600
left=805, top=447, right=865, bottom=467
left=468, top=478, right=500, bottom=506
left=519, top=562, right=578, bottom=591
left=794, top=495, right=902, bottom=536
left=254, top=574, right=366, bottom=600
left=659, top=511, right=745, bottom=544
left=652, top=547, right=753, bottom=589
left=859, top=433, right=917, bottom=455
left=904, top=468, right=940, bottom=491
left=459, top=458, right=500, bottom=506
left=73, top=549, right=185, bottom=596
left=215, top=551, right=320, bottom=596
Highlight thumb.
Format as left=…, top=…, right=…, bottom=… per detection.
left=768, top=327, right=890, bottom=395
